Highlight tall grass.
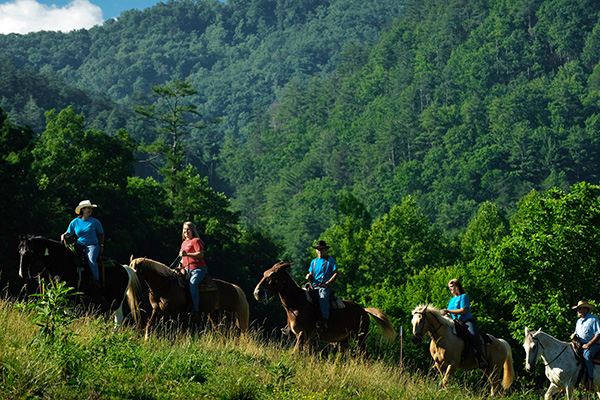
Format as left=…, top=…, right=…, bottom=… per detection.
left=0, top=295, right=547, bottom=399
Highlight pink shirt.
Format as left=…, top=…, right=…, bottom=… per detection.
left=180, top=238, right=206, bottom=270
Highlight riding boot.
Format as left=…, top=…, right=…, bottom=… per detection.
left=476, top=354, right=488, bottom=369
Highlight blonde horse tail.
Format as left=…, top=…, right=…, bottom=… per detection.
left=501, top=339, right=515, bottom=389
left=124, top=266, right=142, bottom=329
left=233, top=284, right=249, bottom=333
left=365, top=307, right=397, bottom=342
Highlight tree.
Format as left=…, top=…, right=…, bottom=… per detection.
left=134, top=80, right=213, bottom=200
left=485, top=183, right=600, bottom=340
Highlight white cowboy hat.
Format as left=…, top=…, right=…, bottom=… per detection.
left=75, top=200, right=98, bottom=215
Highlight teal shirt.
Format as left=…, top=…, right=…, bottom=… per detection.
left=67, top=217, right=104, bottom=245
left=447, top=293, right=473, bottom=321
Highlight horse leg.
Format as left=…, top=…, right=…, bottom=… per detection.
left=145, top=308, right=160, bottom=340
left=113, top=304, right=124, bottom=327
left=544, top=383, right=561, bottom=400
left=294, top=331, right=309, bottom=353
left=441, top=362, right=457, bottom=388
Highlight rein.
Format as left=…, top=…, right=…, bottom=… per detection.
left=415, top=309, right=446, bottom=340
left=532, top=335, right=572, bottom=368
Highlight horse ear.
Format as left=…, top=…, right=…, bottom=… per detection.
left=525, top=327, right=529, bottom=335
left=535, top=328, right=541, bottom=335
left=130, top=255, right=134, bottom=263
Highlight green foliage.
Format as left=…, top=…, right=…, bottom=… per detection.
left=19, top=277, right=79, bottom=341
left=483, top=182, right=600, bottom=340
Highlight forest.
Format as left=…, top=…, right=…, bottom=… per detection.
left=3, top=0, right=600, bottom=382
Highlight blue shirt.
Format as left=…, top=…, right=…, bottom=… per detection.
left=308, top=256, right=337, bottom=285
left=447, top=293, right=474, bottom=322
left=67, top=217, right=104, bottom=246
left=575, top=313, right=600, bottom=343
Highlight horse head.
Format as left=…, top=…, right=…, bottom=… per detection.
left=18, top=235, right=50, bottom=279
left=523, top=327, right=542, bottom=371
left=253, top=261, right=295, bottom=303
left=411, top=304, right=450, bottom=343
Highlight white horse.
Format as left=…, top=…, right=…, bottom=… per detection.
left=524, top=327, right=600, bottom=399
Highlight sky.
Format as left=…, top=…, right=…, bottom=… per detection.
left=0, top=0, right=161, bottom=34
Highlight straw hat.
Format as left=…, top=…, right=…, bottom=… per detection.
left=572, top=300, right=595, bottom=311
left=75, top=200, right=97, bottom=215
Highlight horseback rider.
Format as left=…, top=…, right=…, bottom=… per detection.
left=441, top=278, right=488, bottom=369
left=178, top=221, right=207, bottom=316
left=60, top=200, right=104, bottom=293
left=571, top=300, right=600, bottom=389
left=305, top=240, right=339, bottom=330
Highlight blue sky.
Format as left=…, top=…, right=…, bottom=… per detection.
left=0, top=0, right=162, bottom=34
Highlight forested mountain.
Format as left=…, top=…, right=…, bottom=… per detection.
left=0, top=0, right=406, bottom=147
left=222, top=0, right=600, bottom=259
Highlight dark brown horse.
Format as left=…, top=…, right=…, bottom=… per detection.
left=254, top=261, right=397, bottom=354
left=18, top=235, right=142, bottom=327
left=129, top=257, right=249, bottom=339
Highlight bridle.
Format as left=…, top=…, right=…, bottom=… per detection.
left=528, top=333, right=572, bottom=368
left=413, top=308, right=445, bottom=340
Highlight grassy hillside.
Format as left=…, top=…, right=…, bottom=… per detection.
left=0, top=291, right=546, bottom=400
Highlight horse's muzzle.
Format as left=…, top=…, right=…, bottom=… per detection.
left=412, top=334, right=423, bottom=344
left=253, top=286, right=269, bottom=303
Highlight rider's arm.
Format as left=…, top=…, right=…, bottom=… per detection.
left=323, top=271, right=339, bottom=288
left=443, top=307, right=468, bottom=316
left=584, top=333, right=600, bottom=348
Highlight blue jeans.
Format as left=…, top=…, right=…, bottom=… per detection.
left=583, top=342, right=600, bottom=378
left=317, top=286, right=332, bottom=320
left=189, top=268, right=207, bottom=312
left=465, top=319, right=485, bottom=360
left=84, top=244, right=100, bottom=280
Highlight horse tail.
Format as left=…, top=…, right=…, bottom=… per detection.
left=232, top=284, right=249, bottom=332
left=124, top=266, right=142, bottom=329
left=365, top=307, right=397, bottom=342
left=500, top=338, right=515, bottom=389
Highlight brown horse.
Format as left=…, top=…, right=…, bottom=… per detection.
left=129, top=257, right=249, bottom=339
left=411, top=304, right=514, bottom=396
left=253, top=261, right=397, bottom=354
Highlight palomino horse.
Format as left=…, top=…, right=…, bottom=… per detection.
left=411, top=304, right=514, bottom=396
left=253, top=261, right=397, bottom=354
left=18, top=235, right=141, bottom=327
left=524, top=327, right=600, bottom=399
left=129, top=257, right=249, bottom=339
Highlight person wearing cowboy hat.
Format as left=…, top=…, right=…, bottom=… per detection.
left=61, top=200, right=105, bottom=291
left=571, top=300, right=600, bottom=388
left=305, top=240, right=339, bottom=330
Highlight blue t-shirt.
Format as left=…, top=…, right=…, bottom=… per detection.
left=575, top=313, right=600, bottom=343
left=67, top=217, right=104, bottom=246
left=308, top=256, right=337, bottom=285
left=447, top=293, right=474, bottom=322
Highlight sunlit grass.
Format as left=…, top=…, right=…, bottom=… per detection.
left=0, top=297, right=543, bottom=399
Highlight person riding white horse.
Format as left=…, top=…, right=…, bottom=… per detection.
left=570, top=300, right=600, bottom=390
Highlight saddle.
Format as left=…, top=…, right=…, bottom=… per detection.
left=177, top=269, right=218, bottom=292
left=572, top=339, right=600, bottom=364
left=453, top=320, right=492, bottom=362
left=302, top=283, right=345, bottom=309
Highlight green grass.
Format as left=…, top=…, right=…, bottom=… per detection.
left=0, top=296, right=551, bottom=399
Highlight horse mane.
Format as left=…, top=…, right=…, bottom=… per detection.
left=134, top=258, right=177, bottom=278
left=413, top=304, right=454, bottom=327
